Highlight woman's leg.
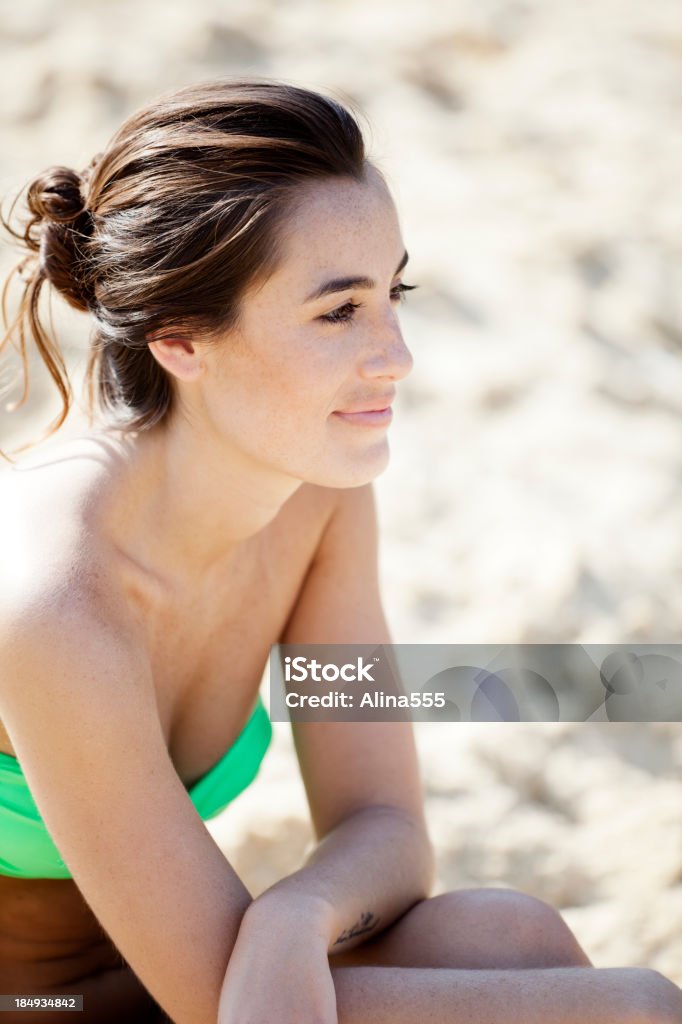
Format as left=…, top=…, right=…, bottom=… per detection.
left=328, top=887, right=592, bottom=970
left=329, top=964, right=681, bottom=1024
left=327, top=889, right=682, bottom=1023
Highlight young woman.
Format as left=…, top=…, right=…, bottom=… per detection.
left=0, top=78, right=679, bottom=1024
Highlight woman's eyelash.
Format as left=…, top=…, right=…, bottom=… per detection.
left=320, top=283, right=419, bottom=325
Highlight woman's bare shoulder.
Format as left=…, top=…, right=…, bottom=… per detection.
left=0, top=447, right=128, bottom=644
left=0, top=449, right=150, bottom=763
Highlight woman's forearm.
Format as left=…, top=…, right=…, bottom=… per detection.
left=331, top=964, right=682, bottom=1024
left=254, top=804, right=435, bottom=954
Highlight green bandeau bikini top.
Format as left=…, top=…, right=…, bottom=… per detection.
left=0, top=696, right=272, bottom=879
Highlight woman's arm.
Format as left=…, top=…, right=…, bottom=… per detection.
left=0, top=593, right=253, bottom=1024
left=273, top=483, right=435, bottom=953
left=247, top=802, right=434, bottom=955
left=216, top=799, right=432, bottom=1024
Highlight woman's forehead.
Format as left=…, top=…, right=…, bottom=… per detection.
left=290, top=171, right=394, bottom=231
left=275, top=182, right=401, bottom=282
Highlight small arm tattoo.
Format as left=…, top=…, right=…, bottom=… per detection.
left=333, top=910, right=380, bottom=947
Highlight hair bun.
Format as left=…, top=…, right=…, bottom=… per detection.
left=27, top=166, right=85, bottom=225
left=21, top=165, right=95, bottom=312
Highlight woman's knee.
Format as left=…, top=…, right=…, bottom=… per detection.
left=329, top=886, right=592, bottom=971
left=429, top=887, right=592, bottom=968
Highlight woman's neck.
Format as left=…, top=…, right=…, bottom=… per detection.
left=82, top=415, right=303, bottom=588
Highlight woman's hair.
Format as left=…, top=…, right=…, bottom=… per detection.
left=0, top=77, right=374, bottom=459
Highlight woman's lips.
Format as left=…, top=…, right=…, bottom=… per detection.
left=332, top=406, right=393, bottom=427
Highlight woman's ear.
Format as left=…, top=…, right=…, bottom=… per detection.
left=147, top=333, right=206, bottom=383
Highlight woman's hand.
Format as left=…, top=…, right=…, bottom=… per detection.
left=217, top=891, right=338, bottom=1024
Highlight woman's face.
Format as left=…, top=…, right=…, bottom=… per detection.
left=200, top=168, right=414, bottom=489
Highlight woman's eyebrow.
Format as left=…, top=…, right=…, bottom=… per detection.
left=303, top=250, right=409, bottom=303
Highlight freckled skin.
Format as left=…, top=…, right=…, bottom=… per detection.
left=135, top=168, right=414, bottom=582
left=201, top=168, right=414, bottom=488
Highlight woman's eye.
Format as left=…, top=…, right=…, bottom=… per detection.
left=321, top=300, right=363, bottom=325
left=320, top=282, right=418, bottom=326
left=391, top=282, right=418, bottom=305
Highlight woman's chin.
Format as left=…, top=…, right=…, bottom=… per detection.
left=314, top=443, right=391, bottom=489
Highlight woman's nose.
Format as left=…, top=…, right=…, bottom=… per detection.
left=360, top=321, right=414, bottom=381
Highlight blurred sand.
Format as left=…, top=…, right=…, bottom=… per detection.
left=1, top=0, right=680, bottom=982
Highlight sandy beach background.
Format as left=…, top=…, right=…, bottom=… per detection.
left=1, top=0, right=680, bottom=982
